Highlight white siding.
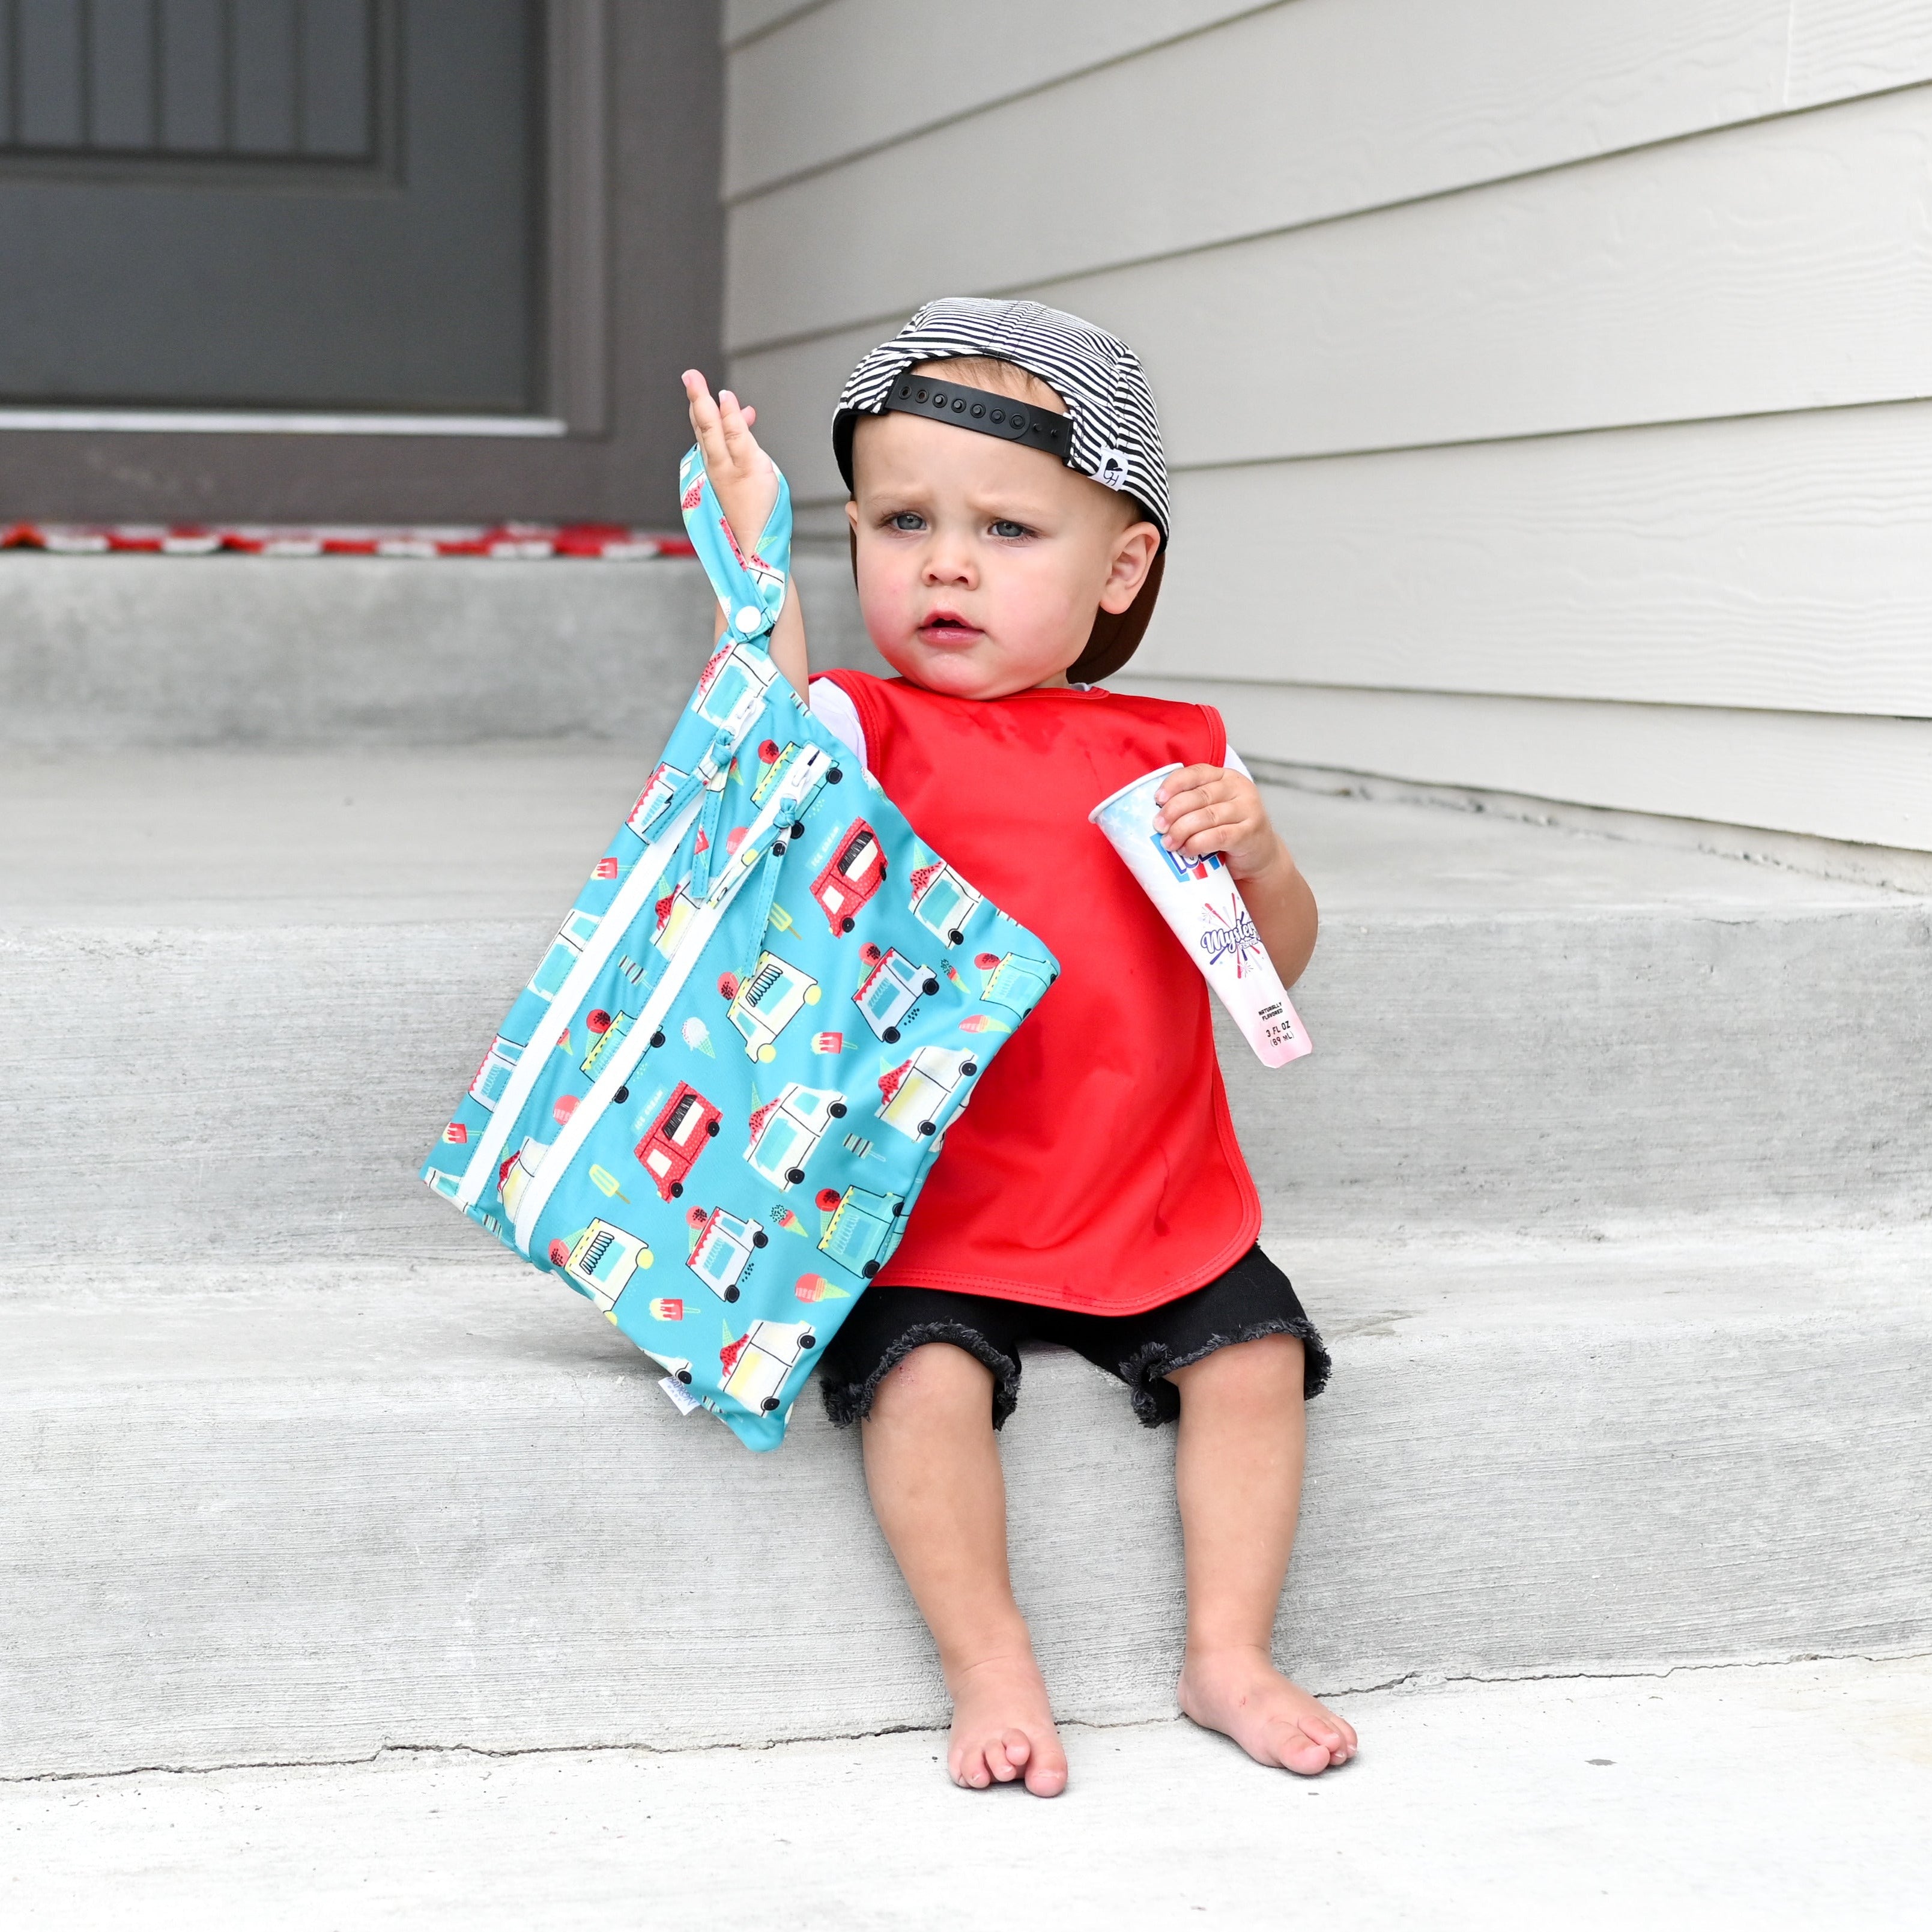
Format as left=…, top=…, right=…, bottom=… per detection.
left=727, top=0, right=1794, bottom=351
left=1140, top=405, right=1932, bottom=719
left=1787, top=0, right=1932, bottom=101
left=725, top=0, right=1267, bottom=194
left=724, top=0, right=1932, bottom=850
left=1112, top=682, right=1932, bottom=852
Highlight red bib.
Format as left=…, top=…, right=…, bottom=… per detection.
left=825, top=671, right=1261, bottom=1315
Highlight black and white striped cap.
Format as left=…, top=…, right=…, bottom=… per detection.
left=832, top=297, right=1170, bottom=544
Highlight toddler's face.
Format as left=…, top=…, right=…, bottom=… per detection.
left=847, top=373, right=1159, bottom=700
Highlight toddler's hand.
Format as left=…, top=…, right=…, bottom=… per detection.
left=1153, top=764, right=1292, bottom=885
left=683, top=370, right=780, bottom=561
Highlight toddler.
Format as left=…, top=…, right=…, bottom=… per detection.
left=683, top=297, right=1354, bottom=1796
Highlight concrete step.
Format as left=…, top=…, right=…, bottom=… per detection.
left=6, top=1659, right=1928, bottom=1929
left=5, top=1230, right=1927, bottom=1778
left=0, top=548, right=878, bottom=750
left=4, top=748, right=1927, bottom=1265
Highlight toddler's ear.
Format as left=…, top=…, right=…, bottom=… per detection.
left=1100, top=522, right=1161, bottom=614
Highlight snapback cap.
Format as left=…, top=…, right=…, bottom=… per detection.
left=832, top=297, right=1170, bottom=545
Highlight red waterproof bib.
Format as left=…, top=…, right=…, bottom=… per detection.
left=825, top=671, right=1261, bottom=1315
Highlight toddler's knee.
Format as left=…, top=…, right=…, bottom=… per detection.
left=867, top=1339, right=995, bottom=1423
left=1173, top=1331, right=1306, bottom=1405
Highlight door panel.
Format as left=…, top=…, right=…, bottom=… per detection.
left=0, top=0, right=538, bottom=411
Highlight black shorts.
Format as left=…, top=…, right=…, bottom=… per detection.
left=819, top=1245, right=1330, bottom=1431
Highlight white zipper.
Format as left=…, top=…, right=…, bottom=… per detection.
left=453, top=790, right=704, bottom=1213
left=510, top=746, right=830, bottom=1254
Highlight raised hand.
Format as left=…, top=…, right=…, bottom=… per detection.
left=683, top=370, right=780, bottom=562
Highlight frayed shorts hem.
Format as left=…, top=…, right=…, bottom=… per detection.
left=817, top=1246, right=1328, bottom=1431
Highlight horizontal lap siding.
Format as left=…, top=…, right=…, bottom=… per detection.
left=724, top=0, right=1932, bottom=849
left=725, top=0, right=1265, bottom=193
left=1116, top=681, right=1932, bottom=852
left=727, top=0, right=1792, bottom=349
left=1026, top=86, right=1932, bottom=465
left=1143, top=405, right=1932, bottom=718
left=1787, top=0, right=1932, bottom=102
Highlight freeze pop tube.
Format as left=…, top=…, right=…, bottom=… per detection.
left=1089, top=764, right=1312, bottom=1068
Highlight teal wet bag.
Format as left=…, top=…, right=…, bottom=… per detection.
left=420, top=450, right=1059, bottom=1449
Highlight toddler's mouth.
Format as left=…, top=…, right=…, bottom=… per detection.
left=917, top=610, right=983, bottom=648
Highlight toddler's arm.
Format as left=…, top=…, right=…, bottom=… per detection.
left=682, top=371, right=809, bottom=700
left=1154, top=766, right=1318, bottom=987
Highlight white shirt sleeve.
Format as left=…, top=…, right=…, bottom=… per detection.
left=1226, top=746, right=1252, bottom=779
left=808, top=677, right=867, bottom=767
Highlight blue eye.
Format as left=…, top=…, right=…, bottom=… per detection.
left=990, top=519, right=1030, bottom=539
left=889, top=512, right=925, bottom=531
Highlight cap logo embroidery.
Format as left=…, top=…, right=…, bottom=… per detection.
left=1095, top=449, right=1131, bottom=490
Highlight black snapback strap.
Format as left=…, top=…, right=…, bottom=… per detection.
left=879, top=376, right=1071, bottom=461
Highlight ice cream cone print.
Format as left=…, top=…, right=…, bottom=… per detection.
left=682, top=1016, right=715, bottom=1056
left=945, top=963, right=967, bottom=989
left=773, top=1207, right=807, bottom=1238
left=795, top=1274, right=851, bottom=1304
left=958, top=1013, right=1012, bottom=1036
left=815, top=1186, right=841, bottom=1243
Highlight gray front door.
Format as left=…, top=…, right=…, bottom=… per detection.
left=0, top=0, right=538, bottom=412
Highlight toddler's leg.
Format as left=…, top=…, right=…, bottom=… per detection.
left=861, top=1342, right=1068, bottom=1796
left=1169, top=1334, right=1358, bottom=1773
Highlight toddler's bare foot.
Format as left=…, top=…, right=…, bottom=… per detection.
left=1178, top=1645, right=1357, bottom=1775
left=945, top=1650, right=1068, bottom=1796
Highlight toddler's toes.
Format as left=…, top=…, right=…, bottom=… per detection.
left=949, top=1743, right=992, bottom=1790
left=1269, top=1719, right=1339, bottom=1777
left=1023, top=1732, right=1069, bottom=1797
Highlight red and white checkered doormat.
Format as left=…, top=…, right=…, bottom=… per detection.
left=0, top=521, right=695, bottom=559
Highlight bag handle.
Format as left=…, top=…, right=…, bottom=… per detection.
left=679, top=445, right=793, bottom=650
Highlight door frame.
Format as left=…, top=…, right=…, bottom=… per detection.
left=0, top=0, right=722, bottom=524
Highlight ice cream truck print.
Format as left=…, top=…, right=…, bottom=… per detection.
left=529, top=909, right=603, bottom=1001
left=909, top=860, right=983, bottom=947
left=626, top=762, right=685, bottom=838
left=751, top=739, right=805, bottom=807
left=720, top=1319, right=817, bottom=1415
left=652, top=880, right=702, bottom=958
left=877, top=1047, right=979, bottom=1140
left=852, top=947, right=939, bottom=1044
left=468, top=1033, right=523, bottom=1112
left=813, top=819, right=886, bottom=933
left=635, top=1082, right=721, bottom=1199
left=694, top=641, right=777, bottom=738
left=817, top=1184, right=908, bottom=1279
left=645, top=1348, right=695, bottom=1385
left=727, top=949, right=821, bottom=1061
left=497, top=1137, right=550, bottom=1220
left=686, top=1205, right=769, bottom=1302
left=551, top=1219, right=652, bottom=1313
left=980, top=951, right=1055, bottom=1019
left=744, top=1084, right=848, bottom=1188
